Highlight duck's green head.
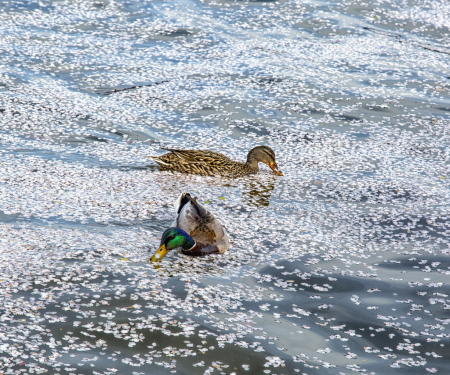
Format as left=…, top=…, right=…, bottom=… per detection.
left=150, top=227, right=196, bottom=262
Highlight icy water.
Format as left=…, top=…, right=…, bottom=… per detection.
left=1, top=0, right=450, bottom=374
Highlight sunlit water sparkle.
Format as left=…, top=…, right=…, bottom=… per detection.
left=0, top=0, right=450, bottom=374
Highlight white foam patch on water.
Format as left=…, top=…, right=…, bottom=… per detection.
left=0, top=0, right=449, bottom=373
left=389, top=1, right=450, bottom=30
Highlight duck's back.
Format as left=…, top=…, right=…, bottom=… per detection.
left=174, top=193, right=229, bottom=253
left=153, top=149, right=253, bottom=177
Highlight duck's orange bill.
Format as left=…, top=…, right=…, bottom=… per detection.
left=269, top=163, right=283, bottom=176
left=150, top=244, right=169, bottom=262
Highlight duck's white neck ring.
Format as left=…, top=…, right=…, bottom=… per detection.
left=186, top=242, right=196, bottom=251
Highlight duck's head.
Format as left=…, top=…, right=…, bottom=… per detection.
left=247, top=145, right=283, bottom=176
left=150, top=227, right=196, bottom=262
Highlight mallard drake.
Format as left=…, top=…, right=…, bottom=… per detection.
left=150, top=192, right=229, bottom=262
left=149, top=145, right=282, bottom=177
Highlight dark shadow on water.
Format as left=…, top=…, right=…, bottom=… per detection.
left=85, top=135, right=108, bottom=142
left=257, top=77, right=283, bottom=85
left=367, top=106, right=391, bottom=113
left=166, top=28, right=193, bottom=36
left=341, top=114, right=362, bottom=122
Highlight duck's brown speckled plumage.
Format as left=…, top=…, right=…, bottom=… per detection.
left=150, top=146, right=282, bottom=177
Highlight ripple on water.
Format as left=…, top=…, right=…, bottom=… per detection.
left=0, top=0, right=450, bottom=373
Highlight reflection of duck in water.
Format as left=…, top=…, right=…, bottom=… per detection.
left=149, top=146, right=283, bottom=177
left=150, top=193, right=229, bottom=262
left=242, top=179, right=275, bottom=207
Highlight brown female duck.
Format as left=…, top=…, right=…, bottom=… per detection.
left=150, top=145, right=283, bottom=178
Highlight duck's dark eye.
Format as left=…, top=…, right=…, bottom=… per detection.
left=164, top=235, right=175, bottom=245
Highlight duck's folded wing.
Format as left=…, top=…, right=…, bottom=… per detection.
left=161, top=149, right=201, bottom=163
left=174, top=192, right=229, bottom=253
left=161, top=148, right=229, bottom=165
left=175, top=195, right=213, bottom=232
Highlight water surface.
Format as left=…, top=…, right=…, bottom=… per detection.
left=0, top=0, right=450, bottom=374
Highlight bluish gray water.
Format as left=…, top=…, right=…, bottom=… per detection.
left=0, top=0, right=450, bottom=374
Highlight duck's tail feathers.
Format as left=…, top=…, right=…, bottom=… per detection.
left=174, top=192, right=205, bottom=217
left=149, top=156, right=170, bottom=166
left=174, top=192, right=189, bottom=213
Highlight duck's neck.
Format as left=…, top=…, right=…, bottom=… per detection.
left=245, top=152, right=260, bottom=171
left=181, top=237, right=196, bottom=251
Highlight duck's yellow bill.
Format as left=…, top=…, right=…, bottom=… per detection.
left=150, top=244, right=169, bottom=262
